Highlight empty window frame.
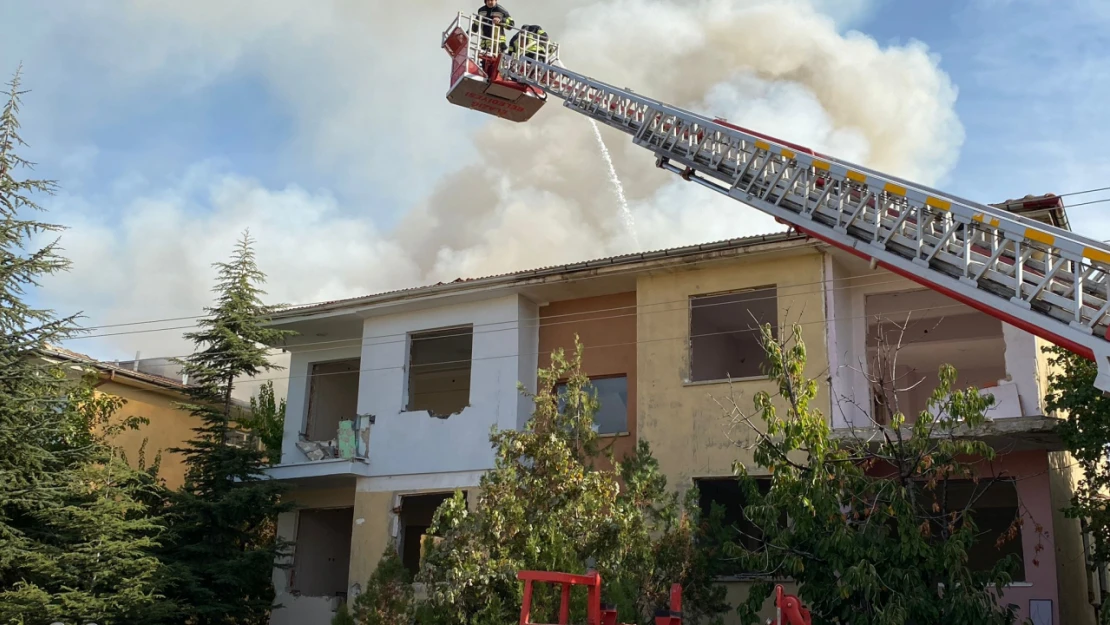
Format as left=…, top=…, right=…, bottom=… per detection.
left=689, top=286, right=778, bottom=382
left=921, top=479, right=1025, bottom=580
left=398, top=491, right=466, bottom=575
left=694, top=477, right=781, bottom=577
left=304, top=358, right=360, bottom=442
left=554, top=375, right=629, bottom=435
left=290, top=507, right=354, bottom=598
left=407, top=326, right=473, bottom=417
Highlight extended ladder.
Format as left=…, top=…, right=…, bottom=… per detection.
left=498, top=48, right=1110, bottom=392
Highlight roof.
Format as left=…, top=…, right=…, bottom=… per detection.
left=39, top=344, right=191, bottom=393
left=991, top=193, right=1070, bottom=230
left=270, top=231, right=810, bottom=320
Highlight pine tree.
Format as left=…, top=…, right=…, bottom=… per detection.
left=157, top=230, right=297, bottom=624
left=0, top=66, right=168, bottom=623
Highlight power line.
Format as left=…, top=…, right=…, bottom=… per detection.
left=59, top=273, right=912, bottom=370
left=52, top=299, right=969, bottom=393
left=54, top=182, right=1110, bottom=336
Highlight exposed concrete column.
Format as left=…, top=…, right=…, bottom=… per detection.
left=1002, top=323, right=1043, bottom=416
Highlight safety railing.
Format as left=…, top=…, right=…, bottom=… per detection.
left=442, top=12, right=560, bottom=70
left=499, top=53, right=1110, bottom=390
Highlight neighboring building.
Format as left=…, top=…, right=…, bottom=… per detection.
left=263, top=196, right=1093, bottom=625
left=37, top=345, right=200, bottom=490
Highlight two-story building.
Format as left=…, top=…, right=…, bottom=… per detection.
left=263, top=196, right=1092, bottom=625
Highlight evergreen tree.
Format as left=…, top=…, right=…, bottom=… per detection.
left=157, top=231, right=297, bottom=623
left=0, top=66, right=168, bottom=624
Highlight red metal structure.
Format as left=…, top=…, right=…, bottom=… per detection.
left=773, top=585, right=813, bottom=625
left=516, top=569, right=685, bottom=625
left=516, top=570, right=813, bottom=625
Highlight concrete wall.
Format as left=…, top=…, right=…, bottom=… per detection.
left=95, top=381, right=196, bottom=490
left=358, top=294, right=538, bottom=477
left=539, top=292, right=637, bottom=466
left=636, top=250, right=829, bottom=487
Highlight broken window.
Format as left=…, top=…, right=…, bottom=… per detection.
left=689, top=287, right=777, bottom=382
left=305, top=358, right=360, bottom=442
left=290, top=507, right=354, bottom=598
left=407, top=326, right=473, bottom=417
left=398, top=492, right=465, bottom=575
left=554, top=375, right=629, bottom=435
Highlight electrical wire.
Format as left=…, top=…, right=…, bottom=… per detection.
left=53, top=298, right=970, bottom=392
left=53, top=181, right=1110, bottom=335
left=56, top=273, right=911, bottom=370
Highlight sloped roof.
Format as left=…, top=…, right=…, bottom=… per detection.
left=39, top=344, right=190, bottom=392
left=271, top=231, right=808, bottom=319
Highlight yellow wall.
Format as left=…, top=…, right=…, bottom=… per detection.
left=95, top=380, right=197, bottom=490
left=1049, top=451, right=1097, bottom=625
left=636, top=249, right=830, bottom=487
left=350, top=490, right=395, bottom=587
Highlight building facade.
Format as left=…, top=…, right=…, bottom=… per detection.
left=263, top=199, right=1094, bottom=625
left=37, top=346, right=201, bottom=490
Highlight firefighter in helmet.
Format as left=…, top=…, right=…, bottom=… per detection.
left=508, top=24, right=549, bottom=62
left=475, top=0, right=512, bottom=53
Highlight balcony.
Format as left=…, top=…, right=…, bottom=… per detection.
left=267, top=356, right=372, bottom=485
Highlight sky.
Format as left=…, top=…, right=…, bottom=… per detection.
left=2, top=0, right=1108, bottom=389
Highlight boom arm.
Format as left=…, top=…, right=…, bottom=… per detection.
left=498, top=47, right=1110, bottom=392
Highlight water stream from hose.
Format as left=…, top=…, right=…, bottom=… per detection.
left=589, top=119, right=640, bottom=249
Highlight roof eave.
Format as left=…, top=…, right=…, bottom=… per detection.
left=267, top=232, right=813, bottom=326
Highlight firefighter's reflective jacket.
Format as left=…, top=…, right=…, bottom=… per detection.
left=509, top=24, right=548, bottom=61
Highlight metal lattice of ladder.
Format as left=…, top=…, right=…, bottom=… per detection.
left=499, top=51, right=1110, bottom=392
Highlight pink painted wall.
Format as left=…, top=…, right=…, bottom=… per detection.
left=978, top=450, right=1060, bottom=625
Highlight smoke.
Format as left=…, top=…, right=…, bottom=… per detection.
left=392, top=0, right=962, bottom=280
left=27, top=0, right=963, bottom=362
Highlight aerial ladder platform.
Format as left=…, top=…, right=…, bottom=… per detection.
left=442, top=13, right=1110, bottom=393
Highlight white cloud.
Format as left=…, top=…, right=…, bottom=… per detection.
left=19, top=0, right=965, bottom=374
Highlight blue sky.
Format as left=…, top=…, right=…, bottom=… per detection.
left=1, top=0, right=1107, bottom=362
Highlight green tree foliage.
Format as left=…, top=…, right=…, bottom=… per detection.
left=349, top=543, right=415, bottom=625
left=1043, top=345, right=1110, bottom=605
left=722, top=322, right=1030, bottom=625
left=155, top=231, right=297, bottom=623
left=415, top=338, right=728, bottom=625
left=0, top=67, right=168, bottom=624
left=241, top=380, right=286, bottom=464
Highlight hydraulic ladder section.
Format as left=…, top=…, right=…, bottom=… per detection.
left=499, top=51, right=1110, bottom=392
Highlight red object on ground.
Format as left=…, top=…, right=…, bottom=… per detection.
left=516, top=570, right=683, bottom=625
left=775, top=585, right=812, bottom=625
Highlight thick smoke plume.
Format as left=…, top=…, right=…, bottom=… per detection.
left=396, top=0, right=962, bottom=280
left=32, top=0, right=963, bottom=363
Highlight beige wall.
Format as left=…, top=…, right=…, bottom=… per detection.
left=1050, top=451, right=1098, bottom=625
left=95, top=381, right=197, bottom=490
left=636, top=250, right=829, bottom=487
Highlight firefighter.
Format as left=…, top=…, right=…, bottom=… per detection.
left=475, top=0, right=512, bottom=52
left=508, top=24, right=549, bottom=62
